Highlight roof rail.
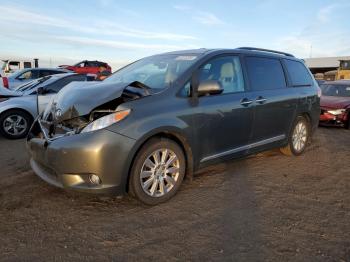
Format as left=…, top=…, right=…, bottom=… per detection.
left=237, top=47, right=295, bottom=57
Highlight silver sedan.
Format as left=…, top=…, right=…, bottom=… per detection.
left=0, top=73, right=92, bottom=139
left=0, top=68, right=69, bottom=90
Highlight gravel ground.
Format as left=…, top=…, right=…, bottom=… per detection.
left=0, top=127, right=349, bottom=261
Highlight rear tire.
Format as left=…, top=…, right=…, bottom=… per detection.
left=0, top=110, right=32, bottom=139
left=129, top=138, right=186, bottom=205
left=280, top=116, right=310, bottom=156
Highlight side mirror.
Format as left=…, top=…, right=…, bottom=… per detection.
left=37, top=87, right=45, bottom=95
left=197, top=80, right=223, bottom=96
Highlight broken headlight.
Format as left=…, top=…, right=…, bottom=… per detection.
left=81, top=109, right=131, bottom=133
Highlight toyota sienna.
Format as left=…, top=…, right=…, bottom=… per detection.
left=27, top=47, right=320, bottom=205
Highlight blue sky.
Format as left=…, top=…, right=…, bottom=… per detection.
left=0, top=0, right=349, bottom=70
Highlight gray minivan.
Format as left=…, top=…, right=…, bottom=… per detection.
left=27, top=48, right=320, bottom=205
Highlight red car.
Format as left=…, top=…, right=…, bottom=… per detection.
left=319, top=80, right=350, bottom=129
left=59, top=60, right=112, bottom=75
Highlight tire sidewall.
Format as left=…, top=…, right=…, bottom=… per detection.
left=289, top=116, right=310, bottom=156
left=0, top=110, right=32, bottom=139
left=130, top=138, right=186, bottom=205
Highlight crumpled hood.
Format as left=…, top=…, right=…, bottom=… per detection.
left=46, top=81, right=129, bottom=122
left=321, top=95, right=350, bottom=109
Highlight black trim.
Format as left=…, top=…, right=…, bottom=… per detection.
left=237, top=47, right=295, bottom=57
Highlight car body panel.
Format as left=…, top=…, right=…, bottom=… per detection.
left=321, top=96, right=350, bottom=109
left=28, top=129, right=136, bottom=194
left=0, top=95, right=37, bottom=118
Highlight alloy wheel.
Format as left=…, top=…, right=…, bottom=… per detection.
left=3, top=115, right=28, bottom=136
left=140, top=148, right=180, bottom=197
left=292, top=121, right=307, bottom=153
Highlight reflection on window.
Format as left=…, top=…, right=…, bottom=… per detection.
left=198, top=56, right=245, bottom=94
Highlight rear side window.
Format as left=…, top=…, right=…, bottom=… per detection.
left=245, top=57, right=286, bottom=91
left=284, top=60, right=313, bottom=86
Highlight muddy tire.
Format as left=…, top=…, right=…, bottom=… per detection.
left=280, top=116, right=310, bottom=156
left=129, top=138, right=186, bottom=205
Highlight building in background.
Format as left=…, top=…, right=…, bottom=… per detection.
left=304, top=56, right=350, bottom=81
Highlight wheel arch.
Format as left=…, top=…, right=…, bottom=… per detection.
left=125, top=129, right=194, bottom=192
left=0, top=107, right=35, bottom=121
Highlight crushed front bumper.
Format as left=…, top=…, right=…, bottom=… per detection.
left=319, top=109, right=348, bottom=127
left=27, top=122, right=136, bottom=195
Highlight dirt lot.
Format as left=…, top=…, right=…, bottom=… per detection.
left=0, top=127, right=349, bottom=261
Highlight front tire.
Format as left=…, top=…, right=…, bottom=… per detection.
left=280, top=116, right=310, bottom=156
left=0, top=110, right=32, bottom=139
left=129, top=138, right=186, bottom=205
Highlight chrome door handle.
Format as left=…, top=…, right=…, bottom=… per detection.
left=240, top=98, right=253, bottom=106
left=256, top=96, right=267, bottom=104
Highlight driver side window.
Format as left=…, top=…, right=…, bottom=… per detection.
left=199, top=56, right=245, bottom=94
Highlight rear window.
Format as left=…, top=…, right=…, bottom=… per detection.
left=284, top=60, right=313, bottom=86
left=245, top=57, right=286, bottom=91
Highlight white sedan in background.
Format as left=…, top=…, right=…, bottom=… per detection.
left=0, top=68, right=69, bottom=90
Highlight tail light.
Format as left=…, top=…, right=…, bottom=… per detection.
left=2, top=77, right=9, bottom=88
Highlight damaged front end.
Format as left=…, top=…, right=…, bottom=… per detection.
left=28, top=81, right=151, bottom=142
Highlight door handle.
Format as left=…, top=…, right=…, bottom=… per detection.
left=240, top=98, right=253, bottom=106
left=255, top=96, right=267, bottom=104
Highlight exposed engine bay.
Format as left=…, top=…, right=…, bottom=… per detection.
left=29, top=81, right=153, bottom=141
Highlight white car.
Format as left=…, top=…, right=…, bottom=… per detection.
left=0, top=68, right=69, bottom=90
left=0, top=73, right=93, bottom=139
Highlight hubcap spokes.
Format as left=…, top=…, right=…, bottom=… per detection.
left=292, top=122, right=307, bottom=152
left=3, top=115, right=27, bottom=135
left=140, top=149, right=180, bottom=197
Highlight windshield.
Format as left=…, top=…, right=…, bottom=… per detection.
left=15, top=76, right=52, bottom=92
left=320, top=84, right=350, bottom=97
left=104, top=54, right=199, bottom=89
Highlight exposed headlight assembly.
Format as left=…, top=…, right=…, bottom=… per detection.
left=327, top=109, right=345, bottom=115
left=81, top=109, right=131, bottom=133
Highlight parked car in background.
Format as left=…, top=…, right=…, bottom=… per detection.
left=0, top=68, right=69, bottom=90
left=0, top=73, right=93, bottom=139
left=319, top=80, right=350, bottom=129
left=316, top=79, right=325, bottom=86
left=27, top=47, right=320, bottom=205
left=1, top=59, right=38, bottom=76
left=59, top=60, right=112, bottom=75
